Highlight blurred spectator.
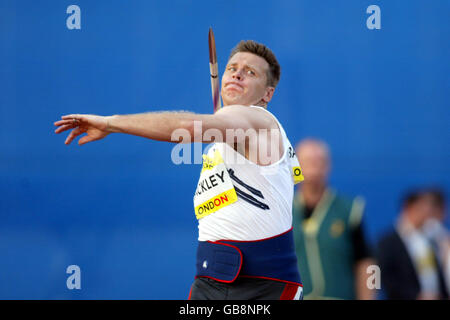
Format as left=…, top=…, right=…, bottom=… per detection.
left=376, top=189, right=449, bottom=299
left=292, top=138, right=374, bottom=300
left=422, top=189, right=450, bottom=293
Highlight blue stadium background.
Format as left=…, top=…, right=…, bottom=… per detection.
left=1, top=0, right=448, bottom=299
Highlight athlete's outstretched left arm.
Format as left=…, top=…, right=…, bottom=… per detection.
left=54, top=105, right=275, bottom=146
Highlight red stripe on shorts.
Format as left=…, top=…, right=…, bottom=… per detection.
left=280, top=283, right=299, bottom=300
left=188, top=283, right=193, bottom=300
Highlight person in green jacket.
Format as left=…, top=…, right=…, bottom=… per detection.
left=292, top=138, right=375, bottom=300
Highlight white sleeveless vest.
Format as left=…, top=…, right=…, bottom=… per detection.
left=194, top=106, right=303, bottom=241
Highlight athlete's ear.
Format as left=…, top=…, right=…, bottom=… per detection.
left=262, top=86, right=275, bottom=104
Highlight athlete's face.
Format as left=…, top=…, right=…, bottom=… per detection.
left=221, top=52, right=274, bottom=107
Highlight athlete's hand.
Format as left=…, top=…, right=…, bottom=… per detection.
left=54, top=114, right=111, bottom=145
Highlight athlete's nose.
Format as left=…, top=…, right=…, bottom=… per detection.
left=232, top=69, right=243, bottom=81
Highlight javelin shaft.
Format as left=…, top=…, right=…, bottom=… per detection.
left=209, top=28, right=221, bottom=113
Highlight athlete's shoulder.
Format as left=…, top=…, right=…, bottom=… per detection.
left=217, top=105, right=278, bottom=130
left=217, top=104, right=269, bottom=115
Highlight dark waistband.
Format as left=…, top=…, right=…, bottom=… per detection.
left=195, top=228, right=302, bottom=286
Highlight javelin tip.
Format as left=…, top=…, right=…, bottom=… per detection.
left=208, top=28, right=217, bottom=64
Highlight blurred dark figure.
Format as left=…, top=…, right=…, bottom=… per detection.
left=292, top=138, right=375, bottom=300
left=422, top=189, right=450, bottom=295
left=376, top=189, right=449, bottom=300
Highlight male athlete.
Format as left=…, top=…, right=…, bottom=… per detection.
left=54, top=40, right=304, bottom=300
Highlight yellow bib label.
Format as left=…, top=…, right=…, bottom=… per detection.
left=288, top=145, right=304, bottom=185
left=194, top=148, right=238, bottom=220
left=195, top=189, right=238, bottom=219
left=292, top=166, right=305, bottom=184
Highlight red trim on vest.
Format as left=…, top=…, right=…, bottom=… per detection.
left=240, top=275, right=303, bottom=287
left=214, top=227, right=293, bottom=243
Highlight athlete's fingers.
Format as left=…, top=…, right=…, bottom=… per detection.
left=65, top=127, right=83, bottom=145
left=61, top=114, right=83, bottom=120
left=54, top=119, right=79, bottom=127
left=78, top=135, right=98, bottom=145
left=55, top=123, right=77, bottom=134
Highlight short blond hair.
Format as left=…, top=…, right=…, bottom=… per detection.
left=229, top=40, right=281, bottom=88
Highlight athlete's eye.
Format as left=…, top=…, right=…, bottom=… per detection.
left=247, top=70, right=255, bottom=76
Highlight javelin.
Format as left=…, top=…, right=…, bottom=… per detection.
left=208, top=28, right=221, bottom=113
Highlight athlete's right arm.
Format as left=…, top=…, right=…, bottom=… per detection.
left=54, top=106, right=274, bottom=146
